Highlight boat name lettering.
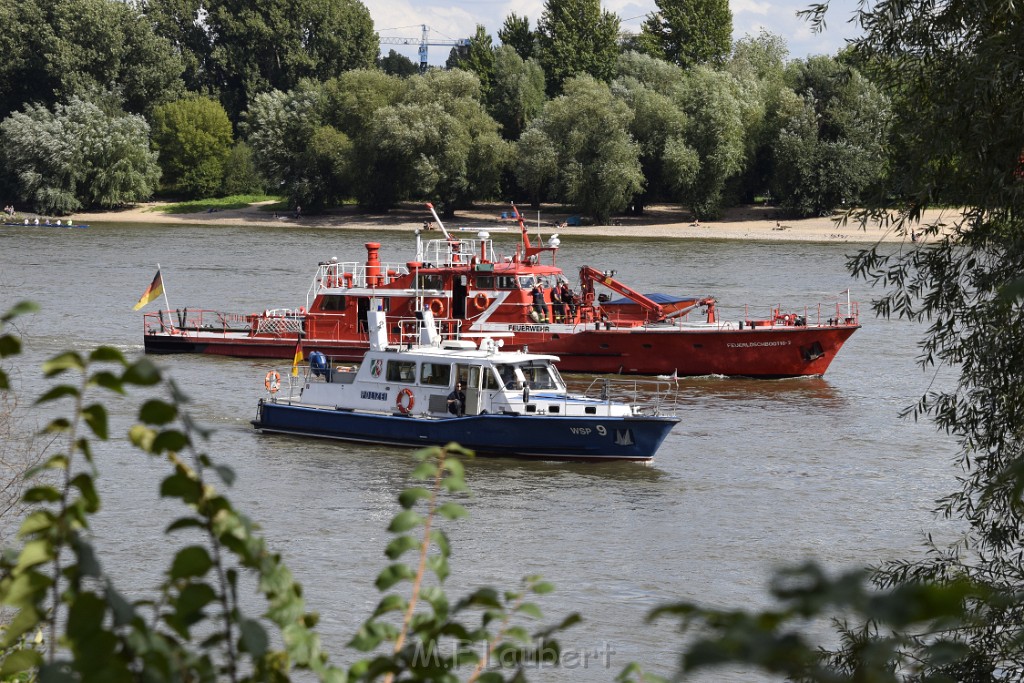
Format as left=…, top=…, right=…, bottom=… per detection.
left=569, top=427, right=592, bottom=435
left=360, top=390, right=388, bottom=401
left=725, top=341, right=791, bottom=348
left=509, top=324, right=550, bottom=332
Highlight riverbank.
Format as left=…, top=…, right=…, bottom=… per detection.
left=69, top=201, right=956, bottom=243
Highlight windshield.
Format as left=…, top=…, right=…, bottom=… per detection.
left=517, top=361, right=562, bottom=390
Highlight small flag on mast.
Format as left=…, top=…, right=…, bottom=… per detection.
left=291, top=344, right=303, bottom=377
left=133, top=270, right=164, bottom=311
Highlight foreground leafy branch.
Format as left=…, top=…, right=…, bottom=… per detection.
left=0, top=303, right=572, bottom=682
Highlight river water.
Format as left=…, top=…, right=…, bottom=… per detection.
left=0, top=222, right=961, bottom=680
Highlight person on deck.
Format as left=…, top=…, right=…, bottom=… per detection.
left=559, top=281, right=576, bottom=320
left=447, top=382, right=465, bottom=416
left=531, top=284, right=548, bottom=322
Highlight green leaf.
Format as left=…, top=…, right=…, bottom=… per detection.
left=436, top=502, right=468, bottom=520
left=170, top=546, right=213, bottom=579
left=388, top=510, right=423, bottom=532
left=89, top=346, right=126, bottom=364
left=385, top=535, right=420, bottom=560
left=410, top=460, right=438, bottom=480
left=82, top=403, right=109, bottom=440
left=42, top=417, right=71, bottom=434
left=214, top=465, right=235, bottom=486
left=398, top=486, right=432, bottom=509
left=88, top=370, right=124, bottom=394
left=238, top=618, right=269, bottom=656
left=426, top=554, right=449, bottom=582
left=531, top=581, right=555, bottom=595
left=152, top=430, right=189, bottom=452
left=0, top=334, right=22, bottom=359
left=18, top=510, right=55, bottom=536
left=166, top=517, right=206, bottom=533
left=372, top=594, right=408, bottom=617
left=34, top=385, right=79, bottom=405
left=42, top=351, right=85, bottom=377
left=22, top=485, right=61, bottom=503
left=123, top=358, right=161, bottom=386
left=70, top=474, right=100, bottom=513
left=375, top=563, right=416, bottom=591
left=17, top=539, right=53, bottom=570
left=160, top=473, right=202, bottom=503
left=0, top=645, right=43, bottom=676
left=140, top=399, right=178, bottom=425
left=1, top=300, right=39, bottom=323
left=516, top=602, right=543, bottom=619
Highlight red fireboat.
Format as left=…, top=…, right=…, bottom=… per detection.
left=142, top=204, right=859, bottom=377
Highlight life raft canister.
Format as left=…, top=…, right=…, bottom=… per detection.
left=396, top=388, right=415, bottom=414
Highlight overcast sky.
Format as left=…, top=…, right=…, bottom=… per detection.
left=364, top=0, right=864, bottom=67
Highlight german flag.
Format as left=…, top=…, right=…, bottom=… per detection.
left=291, top=344, right=303, bottom=377
left=132, top=270, right=163, bottom=311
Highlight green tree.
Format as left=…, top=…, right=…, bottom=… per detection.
left=615, top=49, right=687, bottom=95
left=648, top=2, right=1024, bottom=679
left=152, top=95, right=234, bottom=198
left=726, top=31, right=791, bottom=202
left=246, top=83, right=353, bottom=211
left=535, top=0, right=620, bottom=95
left=670, top=67, right=747, bottom=219
left=0, top=0, right=184, bottom=119
left=145, top=0, right=211, bottom=94
left=770, top=56, right=890, bottom=217
left=448, top=25, right=497, bottom=98
left=517, top=76, right=643, bottom=223
left=0, top=0, right=54, bottom=120
left=361, top=70, right=509, bottom=215
left=487, top=45, right=546, bottom=141
left=0, top=97, right=160, bottom=214
left=378, top=49, right=418, bottom=77
left=205, top=0, right=377, bottom=122
left=498, top=12, right=535, bottom=60
left=638, top=0, right=732, bottom=69
left=221, top=141, right=267, bottom=195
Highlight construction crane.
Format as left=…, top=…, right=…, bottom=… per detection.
left=379, top=24, right=471, bottom=72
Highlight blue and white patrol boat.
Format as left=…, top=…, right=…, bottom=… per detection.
left=252, top=303, right=679, bottom=461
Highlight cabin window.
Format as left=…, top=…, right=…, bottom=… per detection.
left=319, top=295, right=348, bottom=311
left=455, top=364, right=481, bottom=389
left=518, top=275, right=536, bottom=289
left=483, top=368, right=502, bottom=390
left=518, top=361, right=560, bottom=390
left=417, top=274, right=444, bottom=291
left=420, top=362, right=452, bottom=386
left=496, top=275, right=517, bottom=289
left=386, top=360, right=417, bottom=384
left=475, top=275, right=495, bottom=289
left=494, top=364, right=519, bottom=389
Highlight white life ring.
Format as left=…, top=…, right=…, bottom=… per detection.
left=265, top=370, right=281, bottom=393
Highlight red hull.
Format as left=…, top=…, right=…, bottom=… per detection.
left=143, top=322, right=858, bottom=378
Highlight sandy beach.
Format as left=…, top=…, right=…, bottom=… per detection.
left=69, top=200, right=956, bottom=243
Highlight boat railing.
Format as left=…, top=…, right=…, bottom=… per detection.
left=143, top=308, right=262, bottom=336
left=311, top=261, right=411, bottom=295
left=421, top=238, right=494, bottom=267
left=580, top=377, right=680, bottom=416
left=395, top=317, right=463, bottom=347
left=253, top=309, right=304, bottom=335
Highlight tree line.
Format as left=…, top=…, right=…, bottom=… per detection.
left=0, top=0, right=892, bottom=223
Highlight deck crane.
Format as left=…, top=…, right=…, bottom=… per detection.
left=379, top=24, right=471, bottom=72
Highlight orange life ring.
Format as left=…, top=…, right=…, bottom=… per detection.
left=429, top=299, right=445, bottom=317
left=265, top=370, right=281, bottom=393
left=396, top=388, right=415, bottom=414
left=473, top=293, right=489, bottom=311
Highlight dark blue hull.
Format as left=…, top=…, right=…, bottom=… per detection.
left=253, top=401, right=678, bottom=461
